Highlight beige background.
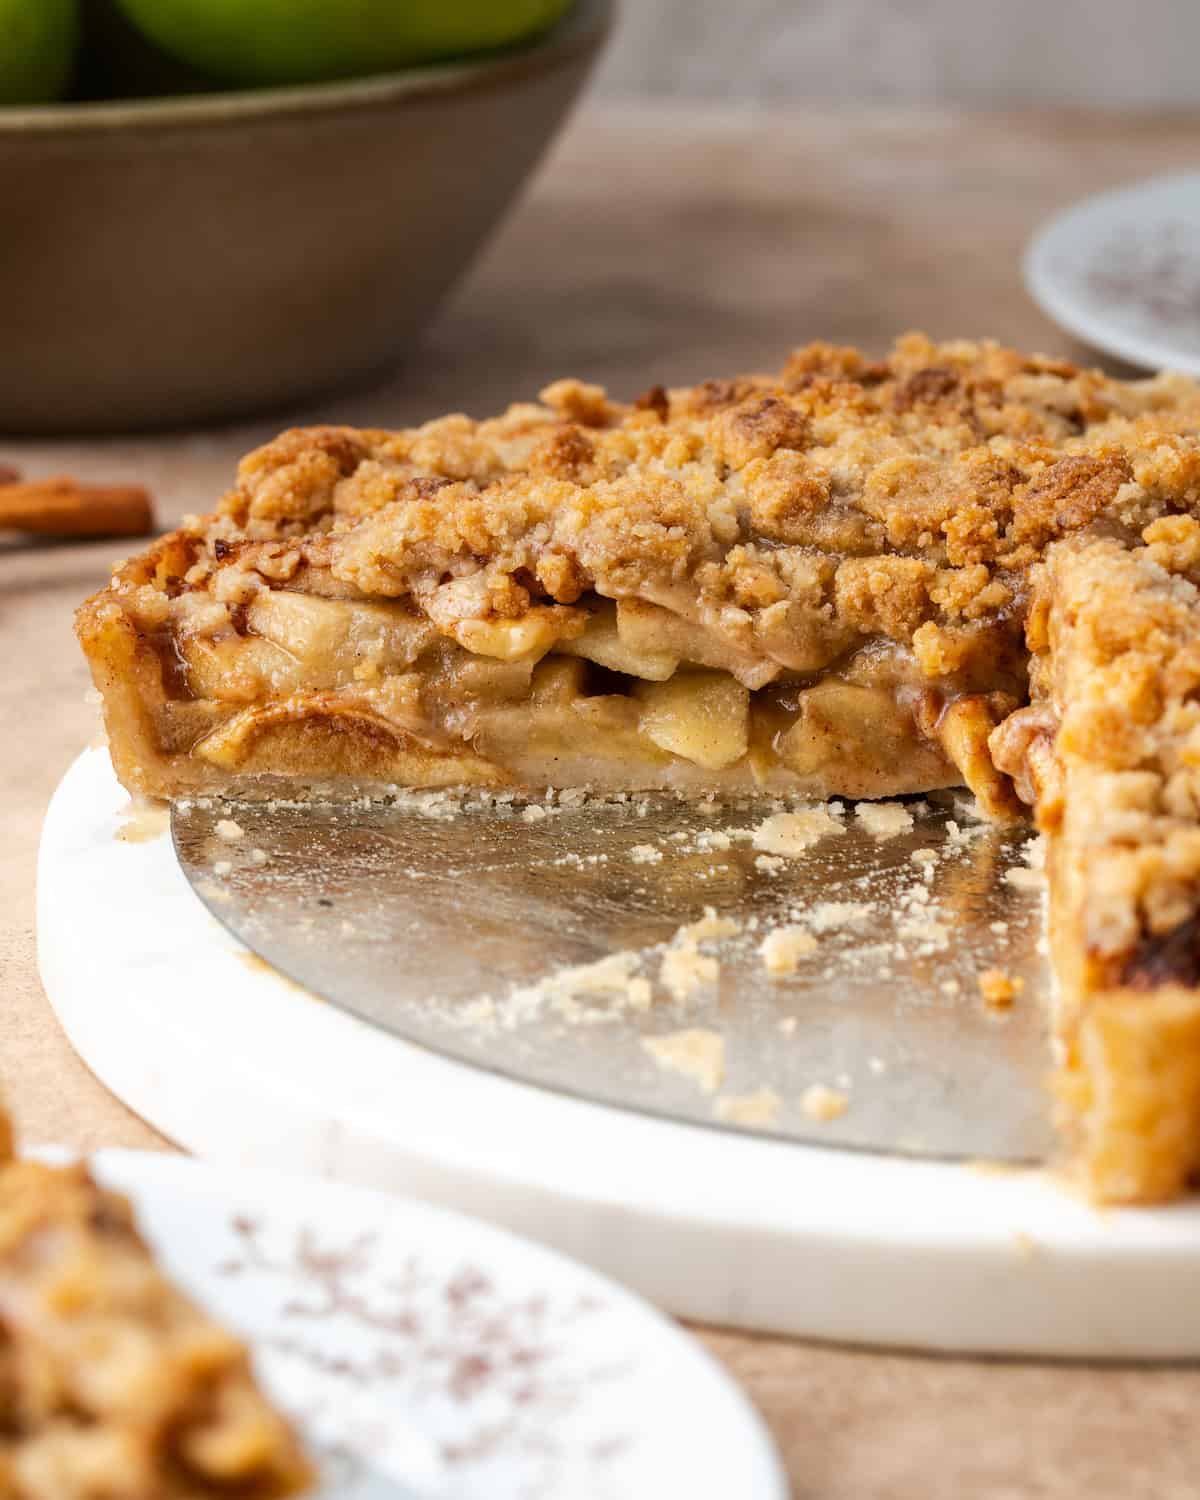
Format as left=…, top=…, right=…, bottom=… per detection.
left=8, top=101, right=1200, bottom=1498
left=597, top=0, right=1200, bottom=108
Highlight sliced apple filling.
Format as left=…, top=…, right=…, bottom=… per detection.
left=131, top=585, right=1003, bottom=799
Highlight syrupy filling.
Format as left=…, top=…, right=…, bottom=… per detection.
left=146, top=582, right=1030, bottom=803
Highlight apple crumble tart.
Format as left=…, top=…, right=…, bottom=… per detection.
left=0, top=1116, right=311, bottom=1496
left=77, top=333, right=1200, bottom=1202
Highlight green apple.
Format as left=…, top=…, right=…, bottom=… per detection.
left=0, top=0, right=79, bottom=104
left=114, top=0, right=573, bottom=87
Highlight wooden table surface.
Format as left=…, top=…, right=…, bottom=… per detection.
left=7, top=103, right=1200, bottom=1499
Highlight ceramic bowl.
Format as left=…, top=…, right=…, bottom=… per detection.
left=0, top=0, right=611, bottom=434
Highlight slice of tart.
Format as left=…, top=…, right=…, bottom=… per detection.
left=993, top=526, right=1200, bottom=1203
left=76, top=334, right=1200, bottom=1202
left=0, top=1117, right=312, bottom=1497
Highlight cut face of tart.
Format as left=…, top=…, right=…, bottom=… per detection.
left=992, top=527, right=1200, bottom=1203
left=0, top=1114, right=311, bottom=1497
left=76, top=333, right=1200, bottom=1203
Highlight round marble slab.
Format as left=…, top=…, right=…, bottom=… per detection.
left=37, top=749, right=1200, bottom=1357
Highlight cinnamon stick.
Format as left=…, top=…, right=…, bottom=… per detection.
left=0, top=477, right=154, bottom=538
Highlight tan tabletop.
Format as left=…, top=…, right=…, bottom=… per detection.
left=7, top=102, right=1200, bottom=1498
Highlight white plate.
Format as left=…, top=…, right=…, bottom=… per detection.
left=1025, top=172, right=1200, bottom=373
left=66, top=1149, right=784, bottom=1500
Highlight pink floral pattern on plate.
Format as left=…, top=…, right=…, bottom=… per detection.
left=82, top=1151, right=784, bottom=1500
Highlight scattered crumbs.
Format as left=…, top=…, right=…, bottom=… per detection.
left=642, top=1028, right=725, bottom=1093
left=462, top=996, right=496, bottom=1025
left=215, top=818, right=244, bottom=843
left=670, top=830, right=690, bottom=843
left=521, top=804, right=548, bottom=823
left=1004, top=865, right=1045, bottom=892
left=952, top=793, right=988, bottom=824
left=867, top=1056, right=887, bottom=1075
left=800, top=1083, right=849, bottom=1122
left=677, top=906, right=740, bottom=943
left=660, top=943, right=719, bottom=1001
left=551, top=950, right=644, bottom=999
left=856, top=801, right=914, bottom=839
left=754, top=854, right=785, bottom=874
left=629, top=844, right=663, bottom=865
left=249, top=847, right=269, bottom=865
left=495, top=949, right=653, bottom=1028
left=1023, top=835, right=1047, bottom=870
left=714, top=1086, right=781, bottom=1127
left=338, top=919, right=356, bottom=938
left=760, top=926, right=818, bottom=976
left=625, top=976, right=654, bottom=1011
left=979, top=967, right=1024, bottom=1010
left=990, top=920, right=1009, bottom=935
left=941, top=978, right=961, bottom=996
left=213, top=859, right=233, bottom=877
left=806, top=900, right=873, bottom=934
left=695, top=828, right=732, bottom=852
left=896, top=911, right=950, bottom=951
left=779, top=1015, right=798, bottom=1034
left=194, top=880, right=230, bottom=905
left=751, top=807, right=844, bottom=857
left=910, top=847, right=937, bottom=867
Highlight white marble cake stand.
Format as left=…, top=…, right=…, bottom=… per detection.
left=37, top=748, right=1200, bottom=1357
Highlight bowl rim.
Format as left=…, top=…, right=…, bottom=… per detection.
left=0, top=0, right=612, bottom=136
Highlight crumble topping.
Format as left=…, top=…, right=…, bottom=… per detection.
left=197, top=337, right=1200, bottom=673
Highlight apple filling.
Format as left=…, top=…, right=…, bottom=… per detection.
left=152, top=585, right=1016, bottom=803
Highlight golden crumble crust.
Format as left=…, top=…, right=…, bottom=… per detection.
left=113, top=335, right=1200, bottom=695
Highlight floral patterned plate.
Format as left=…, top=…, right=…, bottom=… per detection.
left=1025, top=172, right=1200, bottom=375
left=77, top=1151, right=786, bottom=1500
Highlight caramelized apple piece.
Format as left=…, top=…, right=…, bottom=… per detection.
left=247, top=590, right=435, bottom=673
left=557, top=603, right=679, bottom=681
left=634, top=671, right=750, bottom=770
left=617, top=600, right=779, bottom=689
